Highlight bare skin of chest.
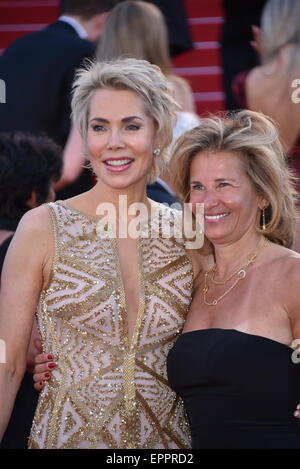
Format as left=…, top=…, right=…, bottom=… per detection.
left=117, top=237, right=140, bottom=345
left=186, top=266, right=293, bottom=346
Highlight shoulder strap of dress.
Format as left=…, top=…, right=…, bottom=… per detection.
left=45, top=202, right=63, bottom=269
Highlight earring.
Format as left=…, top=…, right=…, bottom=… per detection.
left=262, top=208, right=266, bottom=230
left=153, top=148, right=161, bottom=156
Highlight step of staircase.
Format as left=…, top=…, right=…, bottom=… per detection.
left=174, top=0, right=225, bottom=114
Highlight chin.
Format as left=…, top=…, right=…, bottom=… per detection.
left=205, top=230, right=230, bottom=244
left=102, top=174, right=147, bottom=191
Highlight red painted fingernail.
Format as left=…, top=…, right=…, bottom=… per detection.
left=44, top=373, right=50, bottom=378
left=48, top=363, right=56, bottom=369
left=39, top=381, right=44, bottom=386
left=47, top=355, right=53, bottom=360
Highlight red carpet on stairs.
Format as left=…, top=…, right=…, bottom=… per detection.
left=173, top=0, right=225, bottom=114
left=0, top=0, right=225, bottom=115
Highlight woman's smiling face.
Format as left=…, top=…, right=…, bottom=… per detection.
left=87, top=88, right=157, bottom=191
left=189, top=151, right=266, bottom=245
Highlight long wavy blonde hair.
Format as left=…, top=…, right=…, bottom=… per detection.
left=96, top=1, right=172, bottom=75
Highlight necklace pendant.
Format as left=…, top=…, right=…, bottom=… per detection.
left=237, top=269, right=246, bottom=279
left=202, top=238, right=268, bottom=306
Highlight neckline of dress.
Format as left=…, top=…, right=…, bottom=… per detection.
left=56, top=200, right=101, bottom=222
left=180, top=328, right=294, bottom=352
left=55, top=199, right=176, bottom=237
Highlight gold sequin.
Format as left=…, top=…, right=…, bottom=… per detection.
left=28, top=200, right=193, bottom=449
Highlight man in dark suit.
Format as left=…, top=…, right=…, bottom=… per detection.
left=0, top=0, right=121, bottom=199
left=0, top=0, right=119, bottom=147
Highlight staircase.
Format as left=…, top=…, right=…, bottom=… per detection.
left=0, top=0, right=225, bottom=115
left=174, top=0, right=225, bottom=114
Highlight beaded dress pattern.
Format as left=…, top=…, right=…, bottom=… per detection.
left=28, top=201, right=193, bottom=449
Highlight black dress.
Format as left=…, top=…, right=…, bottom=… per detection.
left=167, top=328, right=300, bottom=449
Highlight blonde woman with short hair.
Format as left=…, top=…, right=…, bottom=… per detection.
left=0, top=58, right=203, bottom=449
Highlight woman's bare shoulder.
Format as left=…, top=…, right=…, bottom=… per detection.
left=2, top=206, right=54, bottom=288
left=12, top=205, right=54, bottom=255
left=266, top=243, right=300, bottom=282
left=273, top=247, right=300, bottom=324
left=17, top=205, right=52, bottom=233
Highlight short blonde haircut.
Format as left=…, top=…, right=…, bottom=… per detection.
left=71, top=58, right=178, bottom=182
left=96, top=1, right=172, bottom=76
left=171, top=110, right=298, bottom=247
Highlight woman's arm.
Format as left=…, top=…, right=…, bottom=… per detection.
left=285, top=258, right=300, bottom=423
left=284, top=257, right=300, bottom=341
left=54, top=125, right=85, bottom=192
left=169, top=74, right=196, bottom=113
left=26, top=319, right=42, bottom=373
left=0, top=206, right=52, bottom=441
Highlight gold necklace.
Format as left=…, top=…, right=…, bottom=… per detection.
left=203, top=237, right=269, bottom=306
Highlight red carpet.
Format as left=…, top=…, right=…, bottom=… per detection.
left=174, top=0, right=225, bottom=114
left=0, top=0, right=225, bottom=115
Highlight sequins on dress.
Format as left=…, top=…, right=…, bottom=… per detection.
left=28, top=200, right=193, bottom=449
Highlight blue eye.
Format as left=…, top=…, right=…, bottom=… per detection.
left=191, top=184, right=204, bottom=191
left=92, top=125, right=105, bottom=132
left=218, top=182, right=230, bottom=188
left=126, top=124, right=140, bottom=131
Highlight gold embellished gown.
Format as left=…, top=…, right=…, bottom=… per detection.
left=28, top=201, right=193, bottom=449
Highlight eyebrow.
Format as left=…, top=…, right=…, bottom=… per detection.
left=89, top=116, right=144, bottom=124
left=190, top=178, right=237, bottom=184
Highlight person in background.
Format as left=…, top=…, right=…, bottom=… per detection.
left=220, top=0, right=267, bottom=110
left=0, top=0, right=121, bottom=200
left=232, top=0, right=300, bottom=195
left=97, top=0, right=196, bottom=114
left=144, top=0, right=193, bottom=58
left=0, top=132, right=62, bottom=449
left=168, top=110, right=300, bottom=448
